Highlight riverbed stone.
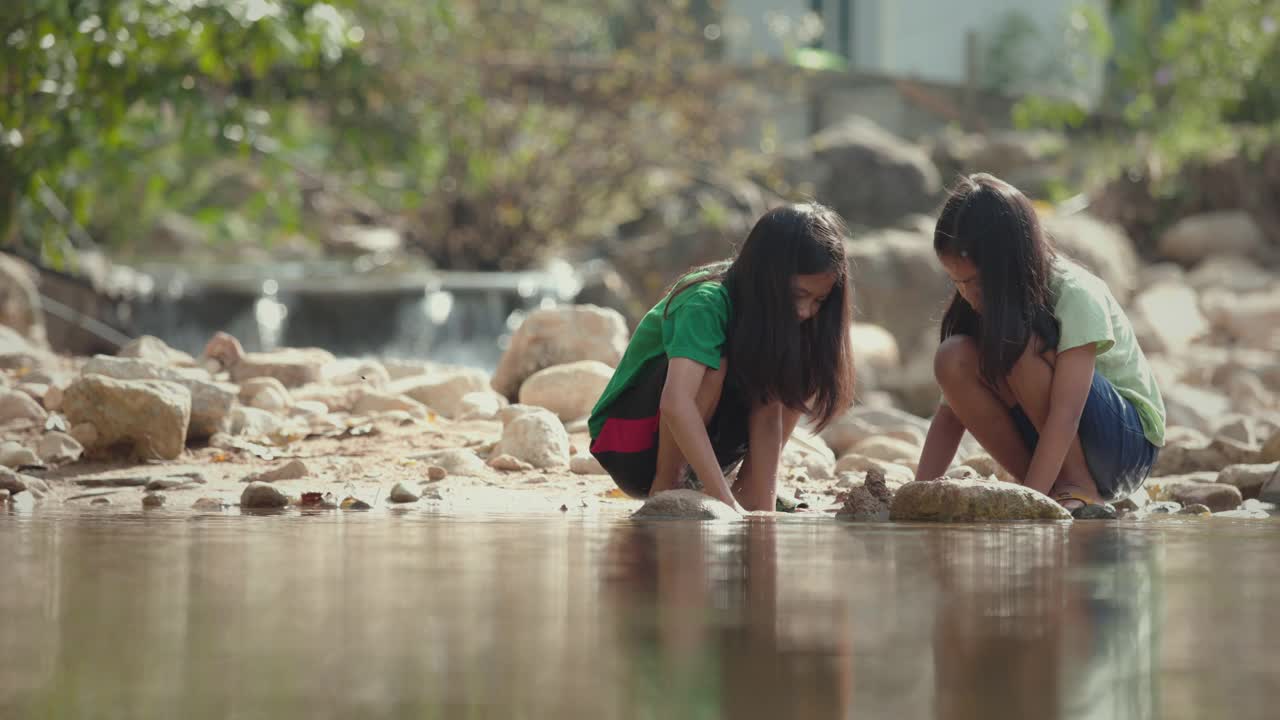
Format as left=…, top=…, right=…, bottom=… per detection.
left=1147, top=473, right=1243, bottom=512
left=1216, top=463, right=1279, bottom=500
left=890, top=477, right=1073, bottom=521
left=0, top=467, right=30, bottom=494
left=229, top=406, right=284, bottom=439
left=142, top=492, right=167, bottom=509
left=570, top=453, right=606, bottom=475
left=243, top=459, right=309, bottom=483
left=489, top=454, right=534, bottom=472
left=426, top=465, right=448, bottom=482
left=192, top=497, right=230, bottom=512
left=0, top=440, right=39, bottom=468
left=388, top=369, right=489, bottom=418
left=388, top=481, right=419, bottom=503
left=240, top=377, right=291, bottom=412
left=82, top=355, right=234, bottom=439
left=230, top=348, right=336, bottom=388
left=240, top=481, right=289, bottom=509
left=1259, top=467, right=1280, bottom=504
left=518, top=360, right=613, bottom=422
left=491, top=305, right=629, bottom=400
left=1158, top=211, right=1266, bottom=265
left=0, top=389, right=47, bottom=425
left=37, top=431, right=82, bottom=464
left=493, top=406, right=570, bottom=469
left=632, top=489, right=740, bottom=520
left=119, top=335, right=196, bottom=367
left=456, top=390, right=504, bottom=420
left=62, top=376, right=191, bottom=459
left=852, top=435, right=921, bottom=465
left=352, top=390, right=429, bottom=419
left=417, top=448, right=489, bottom=477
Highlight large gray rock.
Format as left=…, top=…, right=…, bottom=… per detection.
left=62, top=376, right=191, bottom=459
left=1128, top=280, right=1208, bottom=354
left=82, top=355, right=234, bottom=439
left=890, top=477, right=1072, bottom=521
left=492, top=406, right=570, bottom=469
left=781, top=116, right=942, bottom=229
left=1158, top=211, right=1266, bottom=266
left=491, top=305, right=629, bottom=400
left=1043, top=213, right=1139, bottom=303
left=388, top=369, right=490, bottom=418
left=632, top=489, right=740, bottom=520
left=230, top=348, right=336, bottom=388
left=518, top=360, right=614, bottom=422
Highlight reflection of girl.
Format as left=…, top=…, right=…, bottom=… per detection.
left=601, top=523, right=852, bottom=717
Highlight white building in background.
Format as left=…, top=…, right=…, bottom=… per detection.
left=721, top=0, right=1109, bottom=103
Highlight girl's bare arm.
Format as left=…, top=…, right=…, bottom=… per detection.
left=660, top=358, right=738, bottom=507
left=915, top=403, right=965, bottom=482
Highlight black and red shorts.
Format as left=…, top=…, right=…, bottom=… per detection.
left=589, top=356, right=751, bottom=498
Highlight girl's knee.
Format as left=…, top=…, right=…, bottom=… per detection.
left=934, top=335, right=980, bottom=388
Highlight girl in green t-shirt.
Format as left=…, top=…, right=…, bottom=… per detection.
left=589, top=203, right=856, bottom=513
left=917, top=174, right=1166, bottom=516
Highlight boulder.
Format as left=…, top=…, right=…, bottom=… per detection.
left=81, top=355, right=234, bottom=439
left=229, top=348, right=336, bottom=388
left=1186, top=255, right=1277, bottom=295
left=844, top=229, right=951, bottom=358
left=0, top=441, right=39, bottom=468
left=0, top=389, right=47, bottom=425
left=456, top=391, right=505, bottom=421
left=388, top=369, right=490, bottom=418
left=781, top=116, right=942, bottom=229
left=1163, top=385, right=1232, bottom=436
left=1128, top=281, right=1208, bottom=354
left=491, top=305, right=629, bottom=400
left=1158, top=211, right=1266, bottom=265
left=62, top=376, right=191, bottom=459
left=1043, top=213, right=1139, bottom=303
left=0, top=253, right=47, bottom=345
left=492, top=407, right=570, bottom=469
left=323, top=358, right=391, bottom=388
left=351, top=390, right=429, bottom=419
left=848, top=323, right=900, bottom=390
left=37, top=431, right=83, bottom=465
left=782, top=427, right=837, bottom=481
left=518, top=360, right=614, bottom=422
left=1200, top=287, right=1280, bottom=351
left=890, top=477, right=1072, bottom=521
left=229, top=406, right=284, bottom=439
left=239, top=377, right=291, bottom=412
left=850, top=435, right=920, bottom=465
left=1216, top=463, right=1278, bottom=500
left=118, top=335, right=196, bottom=367
left=632, top=489, right=740, bottom=520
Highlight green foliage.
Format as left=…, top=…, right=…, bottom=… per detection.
left=1, top=0, right=742, bottom=271
left=0, top=0, right=364, bottom=266
left=1014, top=0, right=1280, bottom=173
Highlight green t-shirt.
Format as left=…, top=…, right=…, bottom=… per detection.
left=1051, top=259, right=1166, bottom=447
left=588, top=277, right=732, bottom=438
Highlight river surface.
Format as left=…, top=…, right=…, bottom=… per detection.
left=2, top=510, right=1277, bottom=719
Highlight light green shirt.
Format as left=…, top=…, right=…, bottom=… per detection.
left=1051, top=259, right=1166, bottom=447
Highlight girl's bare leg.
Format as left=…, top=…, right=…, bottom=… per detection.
left=1005, top=344, right=1100, bottom=506
left=933, top=336, right=1032, bottom=481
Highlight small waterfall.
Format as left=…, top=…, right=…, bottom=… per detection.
left=130, top=259, right=582, bottom=370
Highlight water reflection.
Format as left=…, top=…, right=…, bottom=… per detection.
left=0, top=512, right=1277, bottom=719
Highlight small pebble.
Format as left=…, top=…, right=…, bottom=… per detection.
left=142, top=492, right=167, bottom=509
left=192, top=497, right=228, bottom=512
left=1073, top=503, right=1118, bottom=520
left=90, top=497, right=111, bottom=506
left=389, top=482, right=420, bottom=504
left=427, top=465, right=448, bottom=482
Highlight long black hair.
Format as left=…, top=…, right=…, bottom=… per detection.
left=666, top=202, right=854, bottom=430
left=935, top=174, right=1059, bottom=387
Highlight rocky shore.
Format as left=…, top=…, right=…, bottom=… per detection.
left=2, top=216, right=1279, bottom=522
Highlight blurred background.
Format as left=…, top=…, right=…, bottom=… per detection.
left=2, top=0, right=1278, bottom=386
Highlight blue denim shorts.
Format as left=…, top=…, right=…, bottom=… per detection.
left=1010, top=371, right=1159, bottom=503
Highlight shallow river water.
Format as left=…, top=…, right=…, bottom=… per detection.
left=2, top=510, right=1277, bottom=719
